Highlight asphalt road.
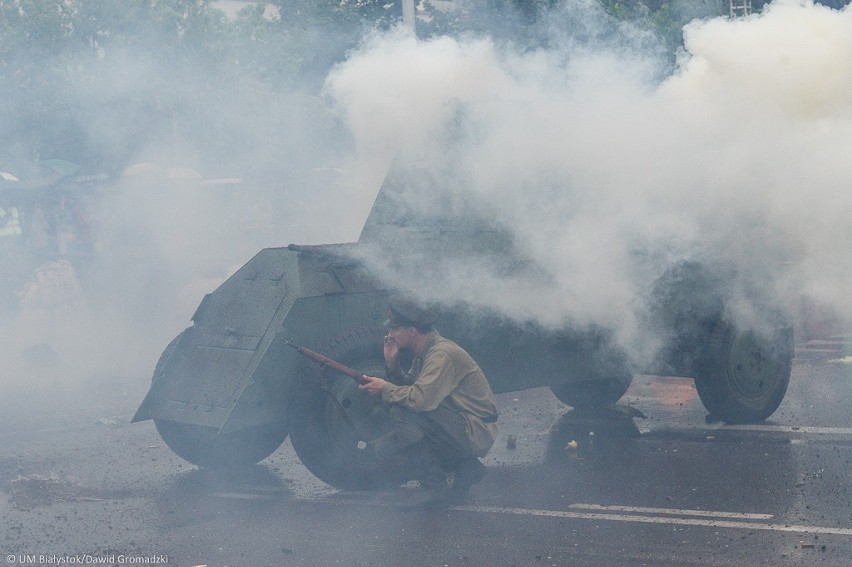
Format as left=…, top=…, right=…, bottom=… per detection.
left=1, top=342, right=851, bottom=567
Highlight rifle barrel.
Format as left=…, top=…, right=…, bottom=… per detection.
left=286, top=341, right=368, bottom=384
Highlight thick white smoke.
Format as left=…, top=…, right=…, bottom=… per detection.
left=0, top=10, right=353, bottom=391
left=326, top=0, right=852, bottom=358
left=3, top=0, right=850, bottom=391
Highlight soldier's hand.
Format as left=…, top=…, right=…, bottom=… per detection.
left=383, top=335, right=400, bottom=371
left=359, top=375, right=386, bottom=397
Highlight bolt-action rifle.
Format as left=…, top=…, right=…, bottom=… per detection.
left=286, top=341, right=369, bottom=384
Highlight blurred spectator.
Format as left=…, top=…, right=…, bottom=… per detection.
left=53, top=192, right=77, bottom=255
left=0, top=193, right=23, bottom=240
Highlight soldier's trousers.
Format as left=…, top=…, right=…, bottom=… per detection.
left=371, top=404, right=473, bottom=480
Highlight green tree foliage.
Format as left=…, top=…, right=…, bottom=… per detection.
left=6, top=0, right=846, bottom=174
left=0, top=0, right=233, bottom=168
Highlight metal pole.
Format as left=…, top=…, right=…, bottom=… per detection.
left=402, top=0, right=416, bottom=34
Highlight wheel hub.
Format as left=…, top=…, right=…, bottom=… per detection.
left=726, top=330, right=779, bottom=399
left=324, top=359, right=390, bottom=443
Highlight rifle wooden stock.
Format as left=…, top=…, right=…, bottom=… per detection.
left=286, top=341, right=369, bottom=384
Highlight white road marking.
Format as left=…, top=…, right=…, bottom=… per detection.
left=568, top=503, right=774, bottom=520
left=453, top=505, right=852, bottom=537
left=638, top=424, right=852, bottom=436
left=211, top=492, right=271, bottom=500
left=714, top=424, right=852, bottom=436
left=298, top=496, right=852, bottom=537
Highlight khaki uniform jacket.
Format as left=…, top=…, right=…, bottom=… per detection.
left=381, top=333, right=498, bottom=457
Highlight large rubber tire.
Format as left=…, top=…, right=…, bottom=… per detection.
left=693, top=321, right=793, bottom=424
left=550, top=374, right=633, bottom=408
left=151, top=330, right=288, bottom=468
left=154, top=419, right=289, bottom=468
left=288, top=328, right=405, bottom=490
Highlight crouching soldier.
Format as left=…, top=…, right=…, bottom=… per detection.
left=360, top=296, right=499, bottom=507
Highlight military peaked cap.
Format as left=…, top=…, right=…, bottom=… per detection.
left=384, top=295, right=437, bottom=329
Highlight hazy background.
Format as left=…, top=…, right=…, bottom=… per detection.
left=1, top=0, right=850, bottom=391
left=335, top=0, right=852, bottom=362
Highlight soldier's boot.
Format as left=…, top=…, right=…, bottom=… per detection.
left=411, top=445, right=448, bottom=490
left=452, top=458, right=486, bottom=493
left=408, top=458, right=485, bottom=509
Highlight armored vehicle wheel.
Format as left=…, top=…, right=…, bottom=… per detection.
left=693, top=321, right=793, bottom=423
left=550, top=374, right=633, bottom=408
left=288, top=328, right=405, bottom=491
left=151, top=330, right=288, bottom=468
left=154, top=420, right=289, bottom=468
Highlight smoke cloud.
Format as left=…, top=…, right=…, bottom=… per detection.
left=327, top=0, right=852, bottom=360
left=0, top=3, right=355, bottom=391
left=2, top=0, right=851, bottom=390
